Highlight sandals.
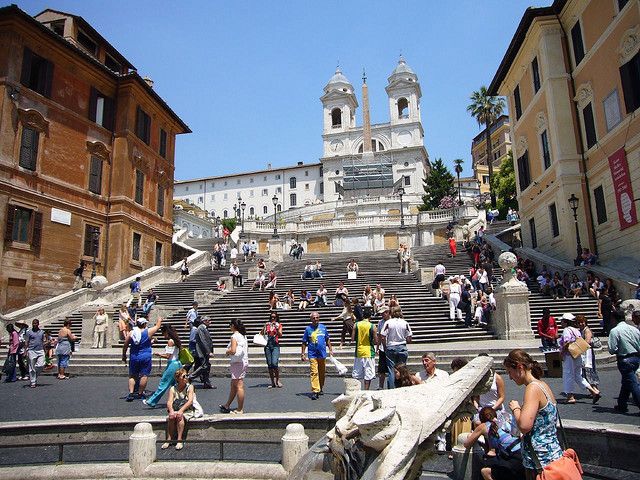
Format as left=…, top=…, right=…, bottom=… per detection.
left=219, top=404, right=231, bottom=414
left=175, top=442, right=184, bottom=450
left=161, top=442, right=171, bottom=450
left=230, top=410, right=243, bottom=415
left=592, top=393, right=602, bottom=404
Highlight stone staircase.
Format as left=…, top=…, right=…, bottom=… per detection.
left=4, top=236, right=605, bottom=375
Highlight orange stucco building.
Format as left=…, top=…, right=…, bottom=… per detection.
left=489, top=0, right=640, bottom=273
left=0, top=6, right=190, bottom=313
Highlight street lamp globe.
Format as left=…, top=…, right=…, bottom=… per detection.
left=272, top=194, right=278, bottom=206
left=568, top=193, right=579, bottom=212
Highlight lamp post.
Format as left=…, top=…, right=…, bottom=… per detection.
left=240, top=201, right=246, bottom=238
left=91, top=228, right=100, bottom=279
left=233, top=203, right=238, bottom=221
left=272, top=194, right=279, bottom=238
left=397, top=186, right=406, bottom=229
left=568, top=194, right=582, bottom=263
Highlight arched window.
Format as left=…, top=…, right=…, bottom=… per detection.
left=249, top=207, right=255, bottom=216
left=331, top=108, right=342, bottom=127
left=223, top=210, right=228, bottom=218
left=290, top=193, right=297, bottom=206
left=398, top=98, right=409, bottom=118
left=357, top=139, right=385, bottom=153
left=263, top=205, right=268, bottom=214
left=289, top=177, right=296, bottom=189
left=277, top=204, right=282, bottom=212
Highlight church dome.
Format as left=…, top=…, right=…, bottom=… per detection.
left=324, top=67, right=353, bottom=93
left=389, top=55, right=417, bottom=82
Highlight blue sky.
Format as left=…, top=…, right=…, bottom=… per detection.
left=17, top=1, right=543, bottom=180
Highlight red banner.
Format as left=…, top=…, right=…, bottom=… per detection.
left=608, top=147, right=637, bottom=230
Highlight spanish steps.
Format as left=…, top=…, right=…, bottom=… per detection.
left=15, top=228, right=606, bottom=376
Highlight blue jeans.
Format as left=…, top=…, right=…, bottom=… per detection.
left=616, top=356, right=640, bottom=410
left=385, top=344, right=408, bottom=389
left=264, top=344, right=280, bottom=369
left=146, top=360, right=182, bottom=407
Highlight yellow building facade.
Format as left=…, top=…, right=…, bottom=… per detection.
left=470, top=115, right=512, bottom=195
left=489, top=0, right=640, bottom=272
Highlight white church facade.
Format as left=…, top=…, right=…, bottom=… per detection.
left=174, top=57, right=429, bottom=219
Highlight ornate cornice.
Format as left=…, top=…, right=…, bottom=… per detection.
left=17, top=108, right=49, bottom=135
left=574, top=82, right=593, bottom=109
left=619, top=25, right=640, bottom=66
left=86, top=141, right=111, bottom=163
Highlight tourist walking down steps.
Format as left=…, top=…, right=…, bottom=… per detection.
left=144, top=325, right=183, bottom=408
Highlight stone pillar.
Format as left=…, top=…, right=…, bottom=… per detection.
left=81, top=310, right=96, bottom=349
left=218, top=275, right=234, bottom=292
left=419, top=267, right=433, bottom=287
left=281, top=423, right=309, bottom=473
left=269, top=238, right=284, bottom=263
left=493, top=252, right=534, bottom=340
left=129, top=422, right=156, bottom=476
left=451, top=433, right=481, bottom=480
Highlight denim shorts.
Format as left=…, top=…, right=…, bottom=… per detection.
left=57, top=354, right=70, bottom=368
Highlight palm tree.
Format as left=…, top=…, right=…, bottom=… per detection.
left=453, top=158, right=464, bottom=205
left=467, top=86, right=506, bottom=208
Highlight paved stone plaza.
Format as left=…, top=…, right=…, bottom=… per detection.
left=0, top=368, right=635, bottom=425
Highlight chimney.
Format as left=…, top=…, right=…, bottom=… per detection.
left=143, top=76, right=154, bottom=88
left=267, top=163, right=272, bottom=170
left=297, top=161, right=303, bottom=166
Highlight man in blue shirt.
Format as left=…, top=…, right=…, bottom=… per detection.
left=608, top=312, right=640, bottom=413
left=126, top=277, right=142, bottom=308
left=301, top=312, right=333, bottom=400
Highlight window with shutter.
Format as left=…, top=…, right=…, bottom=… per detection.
left=582, top=103, right=597, bottom=149
left=89, top=87, right=115, bottom=131
left=4, top=205, right=16, bottom=242
left=593, top=186, right=607, bottom=225
left=532, top=57, right=541, bottom=93
left=570, top=21, right=585, bottom=67
left=88, top=156, right=103, bottom=194
left=159, top=129, right=167, bottom=158
left=517, top=151, right=531, bottom=191
left=549, top=203, right=559, bottom=237
left=619, top=51, right=640, bottom=114
left=132, top=232, right=141, bottom=261
left=541, top=130, right=551, bottom=170
left=32, top=212, right=43, bottom=249
left=9, top=206, right=32, bottom=243
left=20, top=47, right=54, bottom=97
left=529, top=218, right=537, bottom=248
left=135, top=170, right=144, bottom=205
left=19, top=127, right=39, bottom=171
left=513, top=85, right=522, bottom=120
left=135, top=106, right=151, bottom=144
left=157, top=185, right=164, bottom=217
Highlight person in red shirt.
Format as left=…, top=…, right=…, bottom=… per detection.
left=537, top=307, right=558, bottom=350
left=448, top=236, right=457, bottom=257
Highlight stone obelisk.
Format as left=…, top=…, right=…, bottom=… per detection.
left=361, top=70, right=374, bottom=164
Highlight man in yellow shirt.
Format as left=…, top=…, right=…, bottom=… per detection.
left=351, top=308, right=377, bottom=390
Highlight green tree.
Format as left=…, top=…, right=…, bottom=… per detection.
left=467, top=86, right=506, bottom=209
left=453, top=158, right=464, bottom=205
left=221, top=218, right=237, bottom=232
left=418, top=158, right=456, bottom=211
left=494, top=150, right=519, bottom=215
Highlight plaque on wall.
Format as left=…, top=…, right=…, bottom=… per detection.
left=51, top=208, right=72, bottom=226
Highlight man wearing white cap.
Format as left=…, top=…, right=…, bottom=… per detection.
left=122, top=316, right=162, bottom=402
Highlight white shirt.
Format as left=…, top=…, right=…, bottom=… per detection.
left=381, top=317, right=413, bottom=346
left=186, top=308, right=198, bottom=325
left=449, top=283, right=461, bottom=296
left=434, top=264, right=446, bottom=275
left=422, top=368, right=449, bottom=384
left=229, top=265, right=240, bottom=276
left=165, top=344, right=179, bottom=362
left=229, top=332, right=249, bottom=365
left=230, top=248, right=238, bottom=259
